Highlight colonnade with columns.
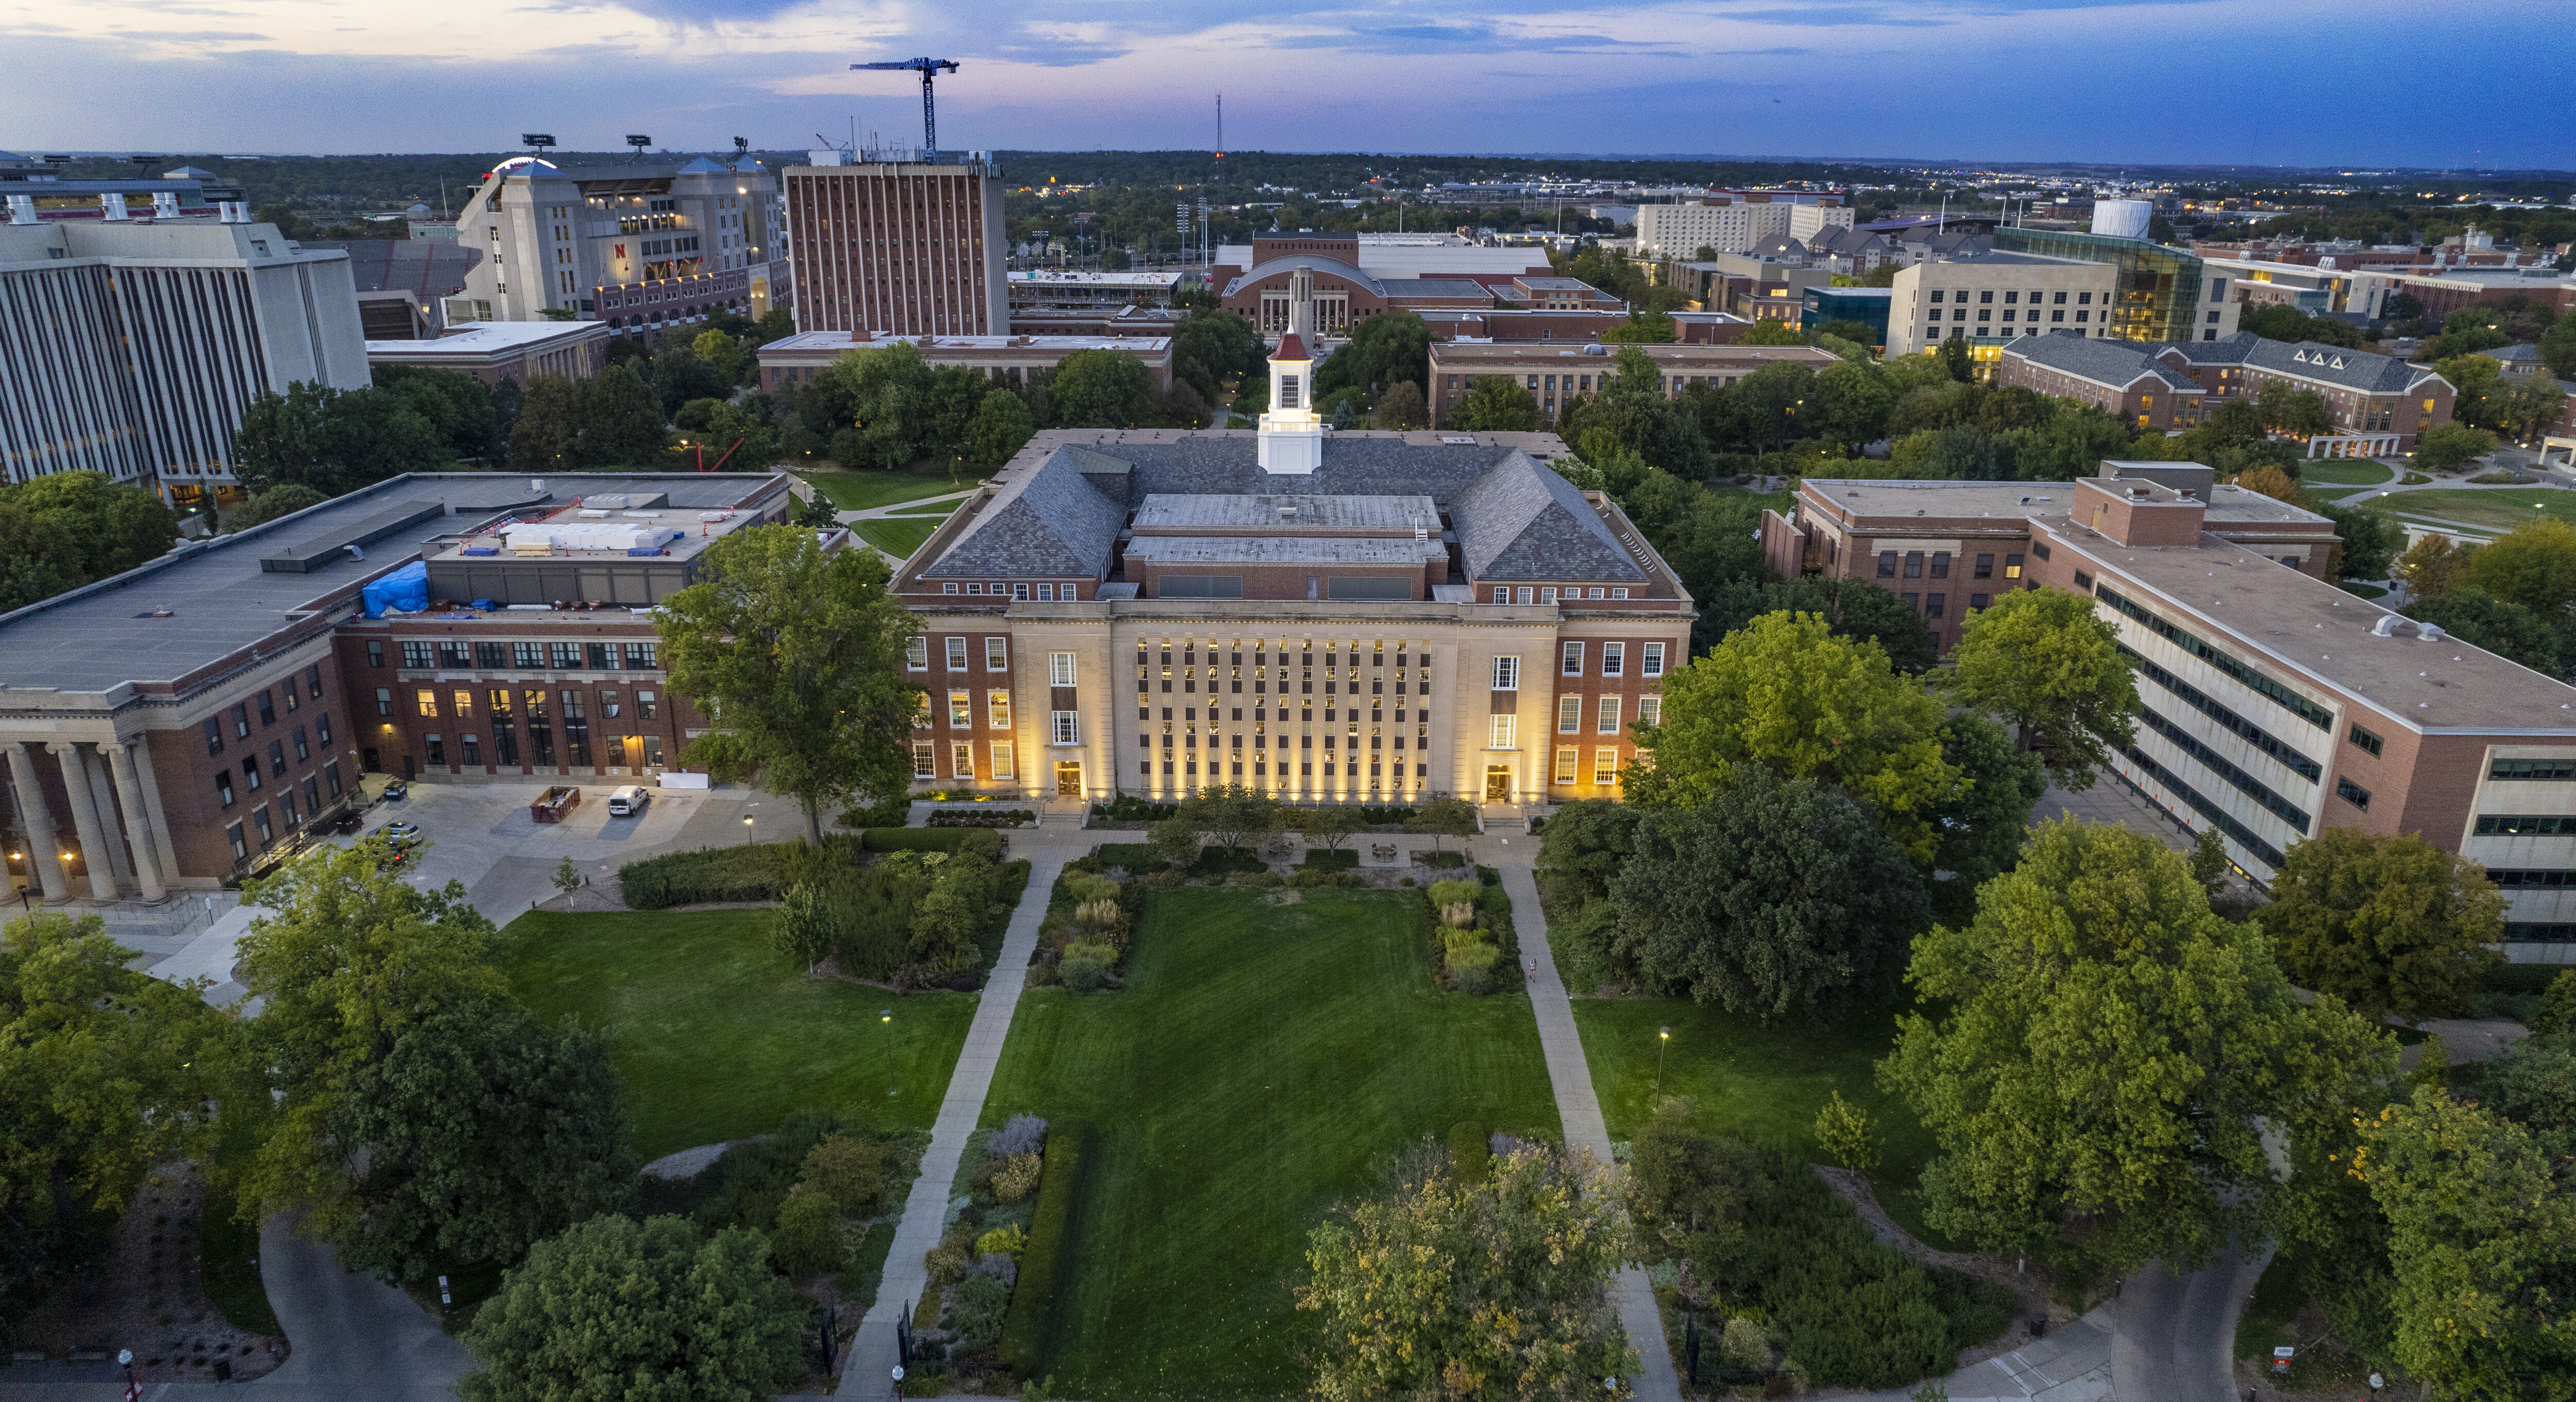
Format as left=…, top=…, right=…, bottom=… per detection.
left=4, top=737, right=174, bottom=904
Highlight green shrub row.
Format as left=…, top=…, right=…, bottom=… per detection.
left=927, top=808, right=1035, bottom=828
left=861, top=827, right=986, bottom=853
left=996, top=1118, right=1090, bottom=1376
left=1300, top=848, right=1359, bottom=871
left=618, top=842, right=795, bottom=909
left=1091, top=843, right=1160, bottom=871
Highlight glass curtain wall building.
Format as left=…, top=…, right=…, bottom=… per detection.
left=1994, top=229, right=2217, bottom=344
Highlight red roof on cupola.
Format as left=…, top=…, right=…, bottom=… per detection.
left=1269, top=332, right=1309, bottom=362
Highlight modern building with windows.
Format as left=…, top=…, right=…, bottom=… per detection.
left=1760, top=465, right=2576, bottom=962
left=0, top=472, right=790, bottom=898
left=450, top=156, right=786, bottom=329
left=1800, top=285, right=1893, bottom=346
left=1993, top=227, right=2242, bottom=346
left=1426, top=341, right=1839, bottom=426
left=1634, top=191, right=1853, bottom=258
left=2151, top=332, right=2455, bottom=453
left=1886, top=251, right=2120, bottom=361
left=784, top=154, right=1007, bottom=336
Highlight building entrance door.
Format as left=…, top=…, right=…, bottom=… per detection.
left=619, top=736, right=644, bottom=772
left=1055, top=761, right=1083, bottom=797
left=1484, top=766, right=1512, bottom=801
left=362, top=747, right=380, bottom=773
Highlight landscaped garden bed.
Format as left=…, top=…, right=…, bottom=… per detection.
left=9, top=1163, right=284, bottom=1381
left=926, top=808, right=1035, bottom=828
left=974, top=885, right=1559, bottom=1396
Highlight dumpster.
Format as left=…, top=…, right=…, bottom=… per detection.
left=531, top=786, right=581, bottom=823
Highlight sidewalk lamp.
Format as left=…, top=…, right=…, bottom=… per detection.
left=2369, top=1374, right=2384, bottom=1397
left=1654, top=1026, right=1671, bottom=1101
left=742, top=815, right=755, bottom=846
left=880, top=1008, right=897, bottom=1096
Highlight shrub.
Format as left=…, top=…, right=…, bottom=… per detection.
left=1059, top=958, right=1106, bottom=992
left=958, top=828, right=1007, bottom=862
left=1427, top=878, right=1482, bottom=908
left=998, top=1119, right=1088, bottom=1374
left=1423, top=850, right=1466, bottom=869
left=925, top=1229, right=973, bottom=1286
left=1064, top=873, right=1122, bottom=905
left=1720, top=1317, right=1772, bottom=1372
left=987, top=1115, right=1049, bottom=1160
left=801, top=1134, right=888, bottom=1216
left=948, top=1272, right=1013, bottom=1353
left=1301, top=848, right=1360, bottom=871
left=692, top=1111, right=842, bottom=1234
left=771, top=1187, right=848, bottom=1278
left=991, top=1152, right=1042, bottom=1204
left=1094, top=794, right=1177, bottom=824
left=967, top=1252, right=1019, bottom=1286
left=1453, top=964, right=1498, bottom=996
left=1092, top=843, right=1161, bottom=872
left=976, top=1223, right=1029, bottom=1257
left=1449, top=1121, right=1490, bottom=1183
left=927, top=808, right=1036, bottom=828
left=1813, top=1093, right=1880, bottom=1172
left=1446, top=942, right=1500, bottom=974
left=1062, top=939, right=1116, bottom=968
left=1476, top=865, right=1500, bottom=886
left=1072, top=899, right=1124, bottom=929
left=839, top=792, right=912, bottom=829
left=617, top=842, right=791, bottom=909
left=862, top=827, right=978, bottom=853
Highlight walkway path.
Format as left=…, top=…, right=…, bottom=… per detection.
left=1486, top=833, right=1682, bottom=1402
left=838, top=830, right=1084, bottom=1400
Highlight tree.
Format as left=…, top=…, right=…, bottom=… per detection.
left=2415, top=422, right=2498, bottom=473
left=2437, top=353, right=2507, bottom=432
left=234, top=381, right=452, bottom=495
left=2257, top=380, right=2331, bottom=436
left=1740, top=318, right=1803, bottom=346
left=2262, top=829, right=2506, bottom=1022
left=1403, top=794, right=1477, bottom=855
left=1311, top=309, right=1430, bottom=401
left=2395, top=533, right=2470, bottom=601
left=223, top=483, right=329, bottom=533
left=2461, top=517, right=2576, bottom=615
left=1808, top=359, right=1898, bottom=449
left=1629, top=611, right=1961, bottom=863
left=1300, top=804, right=1370, bottom=855
left=1368, top=379, right=1428, bottom=430
left=1704, top=360, right=1818, bottom=452
left=1051, top=348, right=1161, bottom=429
left=1444, top=375, right=1539, bottom=432
left=1879, top=818, right=2394, bottom=1274
left=2541, top=310, right=2576, bottom=380
left=1146, top=815, right=1199, bottom=870
left=2188, top=828, right=2231, bottom=898
left=655, top=525, right=923, bottom=844
left=330, top=1005, right=634, bottom=1285
left=2401, top=591, right=2567, bottom=675
left=1294, top=1142, right=1637, bottom=1402
left=575, top=365, right=671, bottom=468
left=768, top=1187, right=845, bottom=1278
left=1694, top=575, right=1937, bottom=673
left=1170, top=306, right=1266, bottom=404
left=458, top=1214, right=806, bottom=1402
left=1928, top=711, right=2048, bottom=901
left=2350, top=1088, right=2576, bottom=1399
left=1598, top=307, right=1679, bottom=344
left=1938, top=334, right=1975, bottom=384
left=1176, top=784, right=1280, bottom=858
left=690, top=328, right=745, bottom=384
left=506, top=374, right=582, bottom=471
left=2232, top=463, right=2302, bottom=503
left=2, top=913, right=224, bottom=1328
left=963, top=388, right=1036, bottom=469
left=0, top=470, right=180, bottom=611
left=1814, top=1093, right=1879, bottom=1171
left=774, top=884, right=835, bottom=971
left=1534, top=799, right=1643, bottom=981
left=816, top=340, right=934, bottom=469
left=2315, top=500, right=2399, bottom=582
left=1945, top=587, right=2138, bottom=789
left=1813, top=317, right=1880, bottom=351
left=229, top=842, right=509, bottom=1238
left=1609, top=770, right=1929, bottom=1017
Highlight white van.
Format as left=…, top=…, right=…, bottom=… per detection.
left=606, top=785, right=651, bottom=817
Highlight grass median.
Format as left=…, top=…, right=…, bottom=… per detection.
left=800, top=467, right=987, bottom=511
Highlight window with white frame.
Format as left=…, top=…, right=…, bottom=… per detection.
left=1594, top=748, right=1620, bottom=784
left=1638, top=695, right=1662, bottom=727
left=1554, top=747, right=1578, bottom=783
left=988, top=691, right=1011, bottom=728
left=1489, top=714, right=1517, bottom=748
left=948, top=691, right=972, bottom=727
left=912, top=742, right=936, bottom=777
left=985, top=637, right=1008, bottom=671
left=1048, top=652, right=1077, bottom=687
left=1601, top=642, right=1624, bottom=676
left=945, top=637, right=968, bottom=670
left=1558, top=696, right=1582, bottom=733
left=906, top=637, right=928, bottom=670
left=953, top=742, right=975, bottom=778
left=1598, top=695, right=1621, bottom=734
left=1051, top=710, right=1079, bottom=745
left=912, top=694, right=931, bottom=729
left=1642, top=642, right=1665, bottom=677
left=1561, top=642, right=1584, bottom=675
left=1491, top=656, right=1519, bottom=690
left=990, top=742, right=1015, bottom=779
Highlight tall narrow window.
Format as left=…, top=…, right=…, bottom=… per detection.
left=989, top=691, right=1011, bottom=728
left=1049, top=652, right=1077, bottom=687
left=1597, top=695, right=1621, bottom=734
left=990, top=742, right=1015, bottom=779
left=1559, top=696, right=1582, bottom=732
left=1641, top=642, right=1665, bottom=677
left=985, top=637, right=1008, bottom=671
left=952, top=742, right=975, bottom=778
left=1491, top=657, right=1520, bottom=690
left=1601, top=642, right=1624, bottom=676
left=1561, top=642, right=1585, bottom=676
left=1595, top=748, right=1621, bottom=785
left=945, top=637, right=968, bottom=671
left=1555, top=747, right=1578, bottom=783
left=561, top=691, right=590, bottom=766
left=949, top=691, right=973, bottom=727
left=1489, top=714, right=1517, bottom=749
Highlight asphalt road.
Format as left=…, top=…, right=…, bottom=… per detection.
left=2111, top=1243, right=2270, bottom=1402
left=253, top=1213, right=470, bottom=1400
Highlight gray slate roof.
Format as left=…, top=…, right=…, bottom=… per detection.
left=1130, top=493, right=1438, bottom=533
left=922, top=450, right=1129, bottom=578
left=1451, top=454, right=1645, bottom=583
left=2004, top=334, right=2200, bottom=392
left=2240, top=338, right=2432, bottom=393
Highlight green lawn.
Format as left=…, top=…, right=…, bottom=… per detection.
left=982, top=886, right=1561, bottom=1398
left=801, top=468, right=988, bottom=511
left=503, top=910, right=978, bottom=1161
left=888, top=499, right=967, bottom=516
left=1572, top=997, right=1953, bottom=1249
left=2296, top=459, right=2396, bottom=486
left=855, top=518, right=939, bottom=559
left=2358, top=487, right=2576, bottom=532
left=2300, top=484, right=2369, bottom=502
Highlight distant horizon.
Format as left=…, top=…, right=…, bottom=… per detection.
left=4, top=0, right=2569, bottom=168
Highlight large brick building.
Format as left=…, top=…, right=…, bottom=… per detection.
left=784, top=156, right=1009, bottom=336
left=0, top=473, right=791, bottom=899
left=1761, top=467, right=2576, bottom=962
left=1426, top=341, right=1839, bottom=426
left=2151, top=332, right=2456, bottom=453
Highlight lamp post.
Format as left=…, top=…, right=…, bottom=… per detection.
left=117, top=1348, right=135, bottom=1401
left=1654, top=1026, right=1671, bottom=1102
left=742, top=814, right=755, bottom=846
left=879, top=1008, right=897, bottom=1097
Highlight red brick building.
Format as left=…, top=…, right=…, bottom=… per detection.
left=783, top=157, right=1008, bottom=335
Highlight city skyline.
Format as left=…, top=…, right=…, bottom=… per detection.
left=3, top=0, right=2571, bottom=169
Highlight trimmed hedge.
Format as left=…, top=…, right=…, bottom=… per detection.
left=928, top=808, right=1035, bottom=829
left=997, top=1118, right=1090, bottom=1376
left=617, top=842, right=791, bottom=910
left=861, top=827, right=976, bottom=853
left=1301, top=848, right=1360, bottom=871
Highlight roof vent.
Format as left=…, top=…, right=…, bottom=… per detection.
left=1279, top=504, right=1298, bottom=516
left=2371, top=614, right=2401, bottom=638
left=2416, top=621, right=2447, bottom=642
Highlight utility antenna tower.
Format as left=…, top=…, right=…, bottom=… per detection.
left=853, top=57, right=961, bottom=157
left=1213, top=93, right=1224, bottom=184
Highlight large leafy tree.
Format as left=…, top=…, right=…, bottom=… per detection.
left=1627, top=611, right=1961, bottom=863
left=1694, top=575, right=1937, bottom=673
left=234, top=381, right=453, bottom=494
left=2261, top=829, right=2506, bottom=1021
left=1878, top=818, right=2392, bottom=1274
left=1176, top=783, right=1281, bottom=857
left=962, top=387, right=1036, bottom=468
left=374, top=365, right=505, bottom=463
left=0, top=470, right=179, bottom=611
left=1444, top=374, right=1539, bottom=432
left=1945, top=586, right=2137, bottom=789
left=2, top=913, right=226, bottom=1329
left=2461, top=518, right=2576, bottom=615
left=1170, top=306, right=1266, bottom=404
left=1557, top=346, right=1713, bottom=476
left=1927, top=711, right=2048, bottom=901
left=1050, top=347, right=1162, bottom=429
left=655, top=525, right=923, bottom=843
left=330, top=1005, right=635, bottom=1285
left=1608, top=769, right=1929, bottom=1017
left=1807, top=358, right=1898, bottom=450
left=1311, top=308, right=1430, bottom=401
left=1295, top=1143, right=1637, bottom=1401
left=459, top=1215, right=807, bottom=1402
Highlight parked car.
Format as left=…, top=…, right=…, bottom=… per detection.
left=372, top=821, right=421, bottom=847
left=330, top=811, right=364, bottom=835
left=381, top=779, right=409, bottom=800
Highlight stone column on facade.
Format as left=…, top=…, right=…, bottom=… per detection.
left=48, top=743, right=120, bottom=901
left=82, top=749, right=134, bottom=893
left=129, top=741, right=181, bottom=890
left=5, top=742, right=70, bottom=904
left=104, top=743, right=168, bottom=901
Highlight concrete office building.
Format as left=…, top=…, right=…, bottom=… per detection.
left=450, top=156, right=785, bottom=329
left=755, top=330, right=1174, bottom=395
left=365, top=319, right=611, bottom=387
left=0, top=473, right=792, bottom=900
left=1427, top=341, right=1839, bottom=426
left=0, top=216, right=369, bottom=507
left=784, top=155, right=1008, bottom=337
left=1213, top=234, right=1551, bottom=294
left=1634, top=191, right=1852, bottom=258
left=1760, top=467, right=2576, bottom=962
left=1886, top=251, right=2121, bottom=360
left=0, top=153, right=246, bottom=221
left=1993, top=227, right=2243, bottom=346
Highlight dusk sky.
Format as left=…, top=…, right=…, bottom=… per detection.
left=5, top=0, right=2571, bottom=168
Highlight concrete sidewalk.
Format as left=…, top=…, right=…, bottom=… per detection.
left=1837, top=1306, right=2116, bottom=1402
left=1487, top=833, right=1682, bottom=1402
left=838, top=831, right=1083, bottom=1400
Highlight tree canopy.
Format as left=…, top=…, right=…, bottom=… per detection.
left=2261, top=829, right=2506, bottom=1022
left=1444, top=374, right=1539, bottom=432
left=1050, top=347, right=1163, bottom=429
left=1311, top=309, right=1431, bottom=402
left=234, top=380, right=454, bottom=494
left=1945, top=587, right=2139, bottom=789
left=655, top=525, right=923, bottom=843
left=0, top=470, right=179, bottom=612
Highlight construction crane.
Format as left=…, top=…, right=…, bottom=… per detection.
left=852, top=57, right=960, bottom=158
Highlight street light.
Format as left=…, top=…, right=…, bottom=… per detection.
left=742, top=815, right=755, bottom=846
left=879, top=1008, right=897, bottom=1096
left=1654, top=1026, right=1671, bottom=1102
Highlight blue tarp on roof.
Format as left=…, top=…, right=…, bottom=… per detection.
left=362, top=560, right=429, bottom=617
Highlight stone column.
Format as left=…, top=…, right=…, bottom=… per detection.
left=5, top=742, right=69, bottom=903
left=129, top=742, right=181, bottom=890
left=48, top=743, right=119, bottom=901
left=105, top=743, right=167, bottom=901
left=82, top=750, right=133, bottom=893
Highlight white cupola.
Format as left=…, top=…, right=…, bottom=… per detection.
left=1257, top=330, right=1324, bottom=474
